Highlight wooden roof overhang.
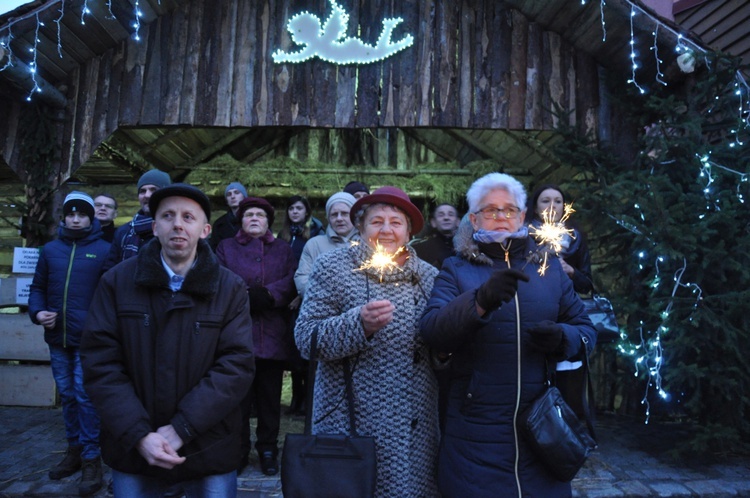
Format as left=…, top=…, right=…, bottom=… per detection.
left=0, top=0, right=738, bottom=200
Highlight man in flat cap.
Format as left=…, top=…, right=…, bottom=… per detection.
left=81, top=184, right=255, bottom=497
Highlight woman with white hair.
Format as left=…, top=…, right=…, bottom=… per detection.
left=420, top=173, right=596, bottom=497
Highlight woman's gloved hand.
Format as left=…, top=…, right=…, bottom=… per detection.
left=526, top=320, right=564, bottom=353
left=475, top=268, right=530, bottom=312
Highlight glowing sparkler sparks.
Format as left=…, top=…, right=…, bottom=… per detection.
left=354, top=243, right=405, bottom=282
left=528, top=203, right=576, bottom=276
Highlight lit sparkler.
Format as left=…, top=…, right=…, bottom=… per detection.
left=354, top=242, right=405, bottom=282
left=527, top=203, right=576, bottom=276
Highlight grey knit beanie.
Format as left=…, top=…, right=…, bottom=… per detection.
left=325, top=192, right=356, bottom=218
left=137, top=169, right=171, bottom=191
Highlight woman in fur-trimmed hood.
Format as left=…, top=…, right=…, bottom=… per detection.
left=419, top=173, right=597, bottom=498
left=295, top=186, right=440, bottom=498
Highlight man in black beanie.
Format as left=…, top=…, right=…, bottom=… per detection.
left=102, top=169, right=171, bottom=271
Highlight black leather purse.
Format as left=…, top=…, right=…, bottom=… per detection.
left=519, top=337, right=598, bottom=482
left=281, top=329, right=377, bottom=498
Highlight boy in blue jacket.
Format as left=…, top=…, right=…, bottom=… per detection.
left=28, top=191, right=110, bottom=497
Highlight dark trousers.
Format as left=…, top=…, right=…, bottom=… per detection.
left=240, top=358, right=284, bottom=458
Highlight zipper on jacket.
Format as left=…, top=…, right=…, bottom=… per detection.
left=62, top=243, right=77, bottom=347
left=506, top=248, right=523, bottom=498
left=144, top=314, right=150, bottom=327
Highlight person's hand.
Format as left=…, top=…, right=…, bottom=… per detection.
left=248, top=286, right=274, bottom=311
left=156, top=424, right=184, bottom=452
left=526, top=320, right=564, bottom=353
left=360, top=300, right=395, bottom=337
left=136, top=432, right=186, bottom=469
left=288, top=295, right=302, bottom=311
left=475, top=269, right=530, bottom=313
left=36, top=311, right=58, bottom=329
left=559, top=258, right=575, bottom=278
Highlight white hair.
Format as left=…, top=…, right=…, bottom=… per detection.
left=466, top=173, right=527, bottom=213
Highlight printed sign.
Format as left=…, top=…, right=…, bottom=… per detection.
left=15, top=278, right=32, bottom=305
left=12, top=247, right=39, bottom=274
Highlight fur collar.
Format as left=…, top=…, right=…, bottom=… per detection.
left=134, top=238, right=220, bottom=299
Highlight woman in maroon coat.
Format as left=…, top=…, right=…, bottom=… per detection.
left=216, top=196, right=297, bottom=476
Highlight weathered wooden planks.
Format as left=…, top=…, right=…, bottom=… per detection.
left=40, top=0, right=600, bottom=180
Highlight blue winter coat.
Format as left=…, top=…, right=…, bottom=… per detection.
left=419, top=227, right=596, bottom=498
left=28, top=220, right=110, bottom=348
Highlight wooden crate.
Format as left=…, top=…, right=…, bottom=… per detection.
left=0, top=364, right=56, bottom=407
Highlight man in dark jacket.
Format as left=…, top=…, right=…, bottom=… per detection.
left=209, top=181, right=247, bottom=250
left=29, top=191, right=110, bottom=496
left=102, top=169, right=171, bottom=271
left=81, top=184, right=255, bottom=496
left=412, top=202, right=460, bottom=269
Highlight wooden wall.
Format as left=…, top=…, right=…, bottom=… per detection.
left=2, top=0, right=601, bottom=181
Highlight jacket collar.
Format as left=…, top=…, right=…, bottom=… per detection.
left=135, top=238, right=220, bottom=298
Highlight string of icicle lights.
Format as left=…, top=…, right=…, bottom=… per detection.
left=0, top=0, right=158, bottom=101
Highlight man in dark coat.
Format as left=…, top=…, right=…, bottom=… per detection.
left=412, top=203, right=460, bottom=269
left=81, top=184, right=255, bottom=496
left=102, top=169, right=171, bottom=271
left=209, top=181, right=247, bottom=250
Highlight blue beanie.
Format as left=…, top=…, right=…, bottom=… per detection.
left=137, top=169, right=171, bottom=191
left=225, top=182, right=248, bottom=198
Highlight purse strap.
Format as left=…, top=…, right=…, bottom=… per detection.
left=546, top=336, right=598, bottom=442
left=303, top=327, right=359, bottom=437
left=580, top=336, right=598, bottom=441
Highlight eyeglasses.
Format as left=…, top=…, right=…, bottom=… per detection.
left=94, top=202, right=116, bottom=209
left=475, top=206, right=521, bottom=220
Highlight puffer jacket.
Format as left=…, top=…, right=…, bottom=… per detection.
left=216, top=229, right=298, bottom=360
left=419, top=228, right=596, bottom=498
left=28, top=220, right=110, bottom=348
left=80, top=238, right=255, bottom=483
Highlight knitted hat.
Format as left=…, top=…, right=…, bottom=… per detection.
left=137, top=169, right=171, bottom=191
left=63, top=191, right=95, bottom=221
left=225, top=182, right=248, bottom=198
left=350, top=186, right=424, bottom=234
left=148, top=183, right=211, bottom=220
left=343, top=181, right=369, bottom=196
left=325, top=192, right=356, bottom=219
left=238, top=197, right=275, bottom=227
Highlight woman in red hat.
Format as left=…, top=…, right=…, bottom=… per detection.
left=294, top=186, right=440, bottom=497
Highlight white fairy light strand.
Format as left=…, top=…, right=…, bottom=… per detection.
left=26, top=12, right=41, bottom=101
left=0, top=25, right=13, bottom=71
left=651, top=24, right=666, bottom=86
left=80, top=0, right=91, bottom=25
left=54, top=1, right=64, bottom=58
left=600, top=0, right=607, bottom=42
left=627, top=6, right=645, bottom=94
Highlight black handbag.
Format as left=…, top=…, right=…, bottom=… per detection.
left=281, top=329, right=377, bottom=498
left=519, top=337, right=598, bottom=482
left=581, top=292, right=620, bottom=343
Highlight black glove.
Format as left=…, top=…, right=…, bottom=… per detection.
left=526, top=320, right=564, bottom=354
left=475, top=269, right=530, bottom=312
left=248, top=286, right=274, bottom=312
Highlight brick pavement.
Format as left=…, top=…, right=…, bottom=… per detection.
left=1, top=405, right=749, bottom=497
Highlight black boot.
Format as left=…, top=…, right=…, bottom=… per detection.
left=78, top=457, right=102, bottom=496
left=259, top=450, right=278, bottom=476
left=49, top=445, right=82, bottom=480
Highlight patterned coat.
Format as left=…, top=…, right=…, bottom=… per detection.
left=295, top=243, right=440, bottom=498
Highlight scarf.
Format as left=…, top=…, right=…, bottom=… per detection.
left=472, top=227, right=529, bottom=245
left=121, top=212, right=154, bottom=261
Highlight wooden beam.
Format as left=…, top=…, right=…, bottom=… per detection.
left=239, top=130, right=305, bottom=163
left=444, top=129, right=517, bottom=171
left=181, top=129, right=251, bottom=168
left=401, top=129, right=460, bottom=163
left=0, top=50, right=67, bottom=108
